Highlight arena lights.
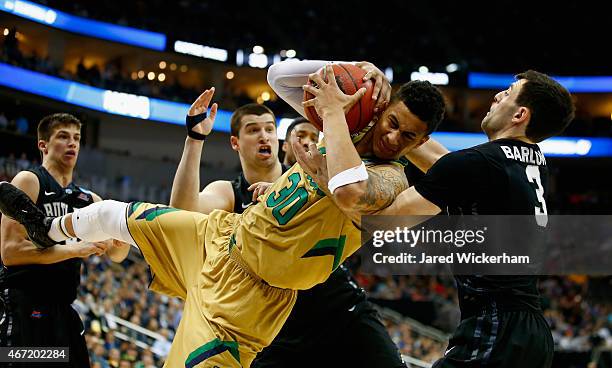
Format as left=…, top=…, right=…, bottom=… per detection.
left=102, top=91, right=150, bottom=119
left=286, top=49, right=296, bottom=58
left=2, top=61, right=611, bottom=157
left=429, top=132, right=612, bottom=157
left=0, top=0, right=166, bottom=50
left=248, top=53, right=268, bottom=68
left=469, top=72, right=612, bottom=93
left=173, top=40, right=228, bottom=62
left=446, top=63, right=459, bottom=73
left=410, top=71, right=449, bottom=85
left=0, top=62, right=232, bottom=132
left=225, top=71, right=235, bottom=80
left=253, top=45, right=264, bottom=54
left=384, top=67, right=394, bottom=83
left=236, top=50, right=244, bottom=66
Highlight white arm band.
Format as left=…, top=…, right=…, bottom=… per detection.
left=328, top=162, right=369, bottom=194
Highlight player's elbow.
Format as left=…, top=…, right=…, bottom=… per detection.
left=332, top=183, right=365, bottom=213
left=169, top=196, right=194, bottom=212
left=1, top=242, right=23, bottom=266
left=266, top=63, right=280, bottom=89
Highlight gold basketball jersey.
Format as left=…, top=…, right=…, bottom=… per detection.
left=234, top=154, right=360, bottom=290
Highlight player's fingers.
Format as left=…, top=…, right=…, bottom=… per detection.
left=209, top=103, right=218, bottom=122
left=188, top=90, right=209, bottom=115
left=325, top=65, right=337, bottom=87
left=302, top=84, right=319, bottom=96
left=199, top=87, right=215, bottom=109
left=372, top=75, right=383, bottom=100
left=351, top=87, right=367, bottom=104
left=375, top=83, right=391, bottom=111
left=292, top=135, right=310, bottom=163
left=308, top=72, right=324, bottom=87
left=252, top=188, right=259, bottom=202
left=302, top=98, right=316, bottom=108
left=308, top=142, right=319, bottom=156
left=362, top=71, right=373, bottom=82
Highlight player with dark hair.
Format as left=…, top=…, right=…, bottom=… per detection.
left=0, top=61, right=447, bottom=367
left=0, top=113, right=130, bottom=367
left=280, top=117, right=320, bottom=167
left=296, top=67, right=575, bottom=368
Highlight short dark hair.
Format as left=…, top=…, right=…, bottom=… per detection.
left=37, top=113, right=82, bottom=141
left=284, top=117, right=314, bottom=140
left=515, top=70, right=575, bottom=142
left=389, top=80, right=445, bottom=135
left=230, top=103, right=275, bottom=137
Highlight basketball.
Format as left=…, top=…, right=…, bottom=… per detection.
left=303, top=63, right=375, bottom=134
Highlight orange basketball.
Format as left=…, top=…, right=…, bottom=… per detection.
left=303, top=63, right=375, bottom=134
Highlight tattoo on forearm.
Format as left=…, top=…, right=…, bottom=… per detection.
left=355, top=165, right=408, bottom=212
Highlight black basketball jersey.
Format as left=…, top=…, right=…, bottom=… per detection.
left=0, top=166, right=95, bottom=304
left=230, top=165, right=366, bottom=321
left=415, top=138, right=549, bottom=312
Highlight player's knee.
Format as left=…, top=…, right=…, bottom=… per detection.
left=97, top=200, right=130, bottom=239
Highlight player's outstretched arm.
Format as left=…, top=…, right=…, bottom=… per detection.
left=374, top=186, right=441, bottom=216
left=169, top=88, right=233, bottom=214
left=0, top=172, right=107, bottom=266
left=268, top=59, right=330, bottom=118
left=405, top=138, right=450, bottom=173
left=268, top=60, right=391, bottom=118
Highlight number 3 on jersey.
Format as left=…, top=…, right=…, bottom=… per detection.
left=525, top=165, right=548, bottom=227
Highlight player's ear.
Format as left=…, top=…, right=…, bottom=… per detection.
left=282, top=140, right=289, bottom=153
left=513, top=106, right=530, bottom=125
left=38, top=140, right=48, bottom=155
left=414, top=135, right=430, bottom=150
left=230, top=135, right=239, bottom=151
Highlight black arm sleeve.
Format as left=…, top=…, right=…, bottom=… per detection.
left=414, top=149, right=491, bottom=209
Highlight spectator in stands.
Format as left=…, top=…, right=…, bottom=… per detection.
left=14, top=115, right=28, bottom=135
left=0, top=112, right=8, bottom=130
left=151, top=328, right=172, bottom=358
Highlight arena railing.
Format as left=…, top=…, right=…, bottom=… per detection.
left=377, top=306, right=449, bottom=342
left=103, top=313, right=168, bottom=357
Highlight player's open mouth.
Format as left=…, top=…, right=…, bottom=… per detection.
left=257, top=146, right=272, bottom=157
left=65, top=150, right=76, bottom=157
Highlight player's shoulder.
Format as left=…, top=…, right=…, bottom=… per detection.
left=202, top=180, right=234, bottom=198
left=10, top=170, right=41, bottom=201
left=202, top=180, right=232, bottom=194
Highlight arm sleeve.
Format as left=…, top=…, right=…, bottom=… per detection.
left=267, top=59, right=352, bottom=118
left=267, top=60, right=328, bottom=118
left=414, top=149, right=491, bottom=209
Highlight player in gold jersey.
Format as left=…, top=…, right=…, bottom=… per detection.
left=0, top=61, right=447, bottom=367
